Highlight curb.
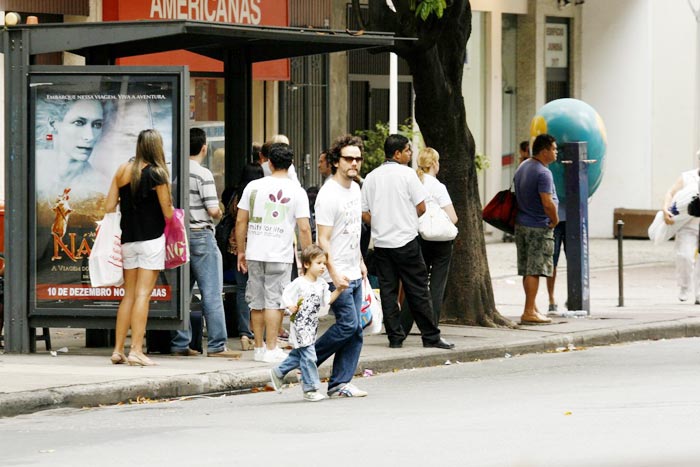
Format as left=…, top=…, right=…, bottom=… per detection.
left=3, top=318, right=700, bottom=418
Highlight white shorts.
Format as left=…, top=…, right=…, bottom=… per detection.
left=121, top=235, right=165, bottom=270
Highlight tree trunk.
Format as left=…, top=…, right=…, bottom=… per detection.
left=368, top=0, right=515, bottom=327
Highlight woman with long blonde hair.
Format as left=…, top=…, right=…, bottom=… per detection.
left=104, top=129, right=173, bottom=366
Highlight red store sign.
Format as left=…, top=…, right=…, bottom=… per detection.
left=103, top=0, right=289, bottom=80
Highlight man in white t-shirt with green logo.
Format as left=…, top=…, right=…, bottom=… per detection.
left=361, top=134, right=454, bottom=350
left=236, top=143, right=312, bottom=363
left=314, top=134, right=368, bottom=398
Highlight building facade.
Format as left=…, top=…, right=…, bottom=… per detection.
left=1, top=0, right=698, bottom=237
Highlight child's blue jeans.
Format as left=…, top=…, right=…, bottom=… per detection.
left=273, top=345, right=320, bottom=393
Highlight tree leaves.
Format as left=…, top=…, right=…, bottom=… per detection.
left=414, top=0, right=447, bottom=20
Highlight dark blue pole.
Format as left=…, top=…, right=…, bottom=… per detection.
left=563, top=142, right=591, bottom=314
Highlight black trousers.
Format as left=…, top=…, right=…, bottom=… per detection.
left=374, top=237, right=441, bottom=345
left=419, top=238, right=454, bottom=324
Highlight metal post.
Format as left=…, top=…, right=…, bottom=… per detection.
left=563, top=142, right=591, bottom=315
left=617, top=219, right=624, bottom=307
left=4, top=28, right=31, bottom=352
left=224, top=50, right=251, bottom=190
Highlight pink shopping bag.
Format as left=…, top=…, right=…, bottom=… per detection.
left=164, top=208, right=189, bottom=269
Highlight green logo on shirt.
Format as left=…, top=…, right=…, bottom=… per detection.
left=249, top=189, right=290, bottom=225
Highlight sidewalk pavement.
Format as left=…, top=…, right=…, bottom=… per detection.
left=2, top=237, right=699, bottom=418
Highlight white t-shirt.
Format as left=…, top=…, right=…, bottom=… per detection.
left=282, top=276, right=330, bottom=348
left=422, top=173, right=453, bottom=208
left=315, top=178, right=362, bottom=282
left=238, top=176, right=310, bottom=263
left=361, top=161, right=427, bottom=248
left=261, top=161, right=300, bottom=185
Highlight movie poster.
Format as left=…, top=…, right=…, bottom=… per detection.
left=29, top=71, right=183, bottom=313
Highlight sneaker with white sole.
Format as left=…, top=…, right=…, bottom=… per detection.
left=303, top=390, right=325, bottom=402
left=261, top=347, right=288, bottom=363
left=253, top=347, right=266, bottom=362
left=328, top=382, right=368, bottom=398
left=269, top=369, right=284, bottom=393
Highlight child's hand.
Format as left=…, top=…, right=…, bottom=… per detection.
left=336, top=282, right=349, bottom=292
left=287, top=305, right=298, bottom=313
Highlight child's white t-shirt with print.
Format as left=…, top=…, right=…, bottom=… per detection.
left=282, top=276, right=330, bottom=348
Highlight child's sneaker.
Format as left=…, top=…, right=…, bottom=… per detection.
left=328, top=382, right=368, bottom=398
left=269, top=369, right=284, bottom=393
left=303, top=390, right=325, bottom=402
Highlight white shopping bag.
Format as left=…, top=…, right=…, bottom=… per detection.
left=89, top=212, right=124, bottom=287
left=648, top=210, right=691, bottom=246
left=362, top=277, right=383, bottom=336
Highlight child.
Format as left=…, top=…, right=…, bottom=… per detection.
left=269, top=244, right=346, bottom=402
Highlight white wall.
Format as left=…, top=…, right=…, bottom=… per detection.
left=582, top=0, right=697, bottom=237
left=650, top=1, right=697, bottom=205
left=0, top=12, right=5, bottom=204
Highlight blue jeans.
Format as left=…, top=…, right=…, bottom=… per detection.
left=234, top=268, right=252, bottom=338
left=315, top=278, right=363, bottom=391
left=274, top=345, right=320, bottom=392
left=171, top=230, right=228, bottom=353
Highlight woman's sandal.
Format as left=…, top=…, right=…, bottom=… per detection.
left=110, top=352, right=128, bottom=365
left=127, top=352, right=158, bottom=366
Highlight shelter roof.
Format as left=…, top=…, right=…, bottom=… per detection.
left=7, top=20, right=397, bottom=62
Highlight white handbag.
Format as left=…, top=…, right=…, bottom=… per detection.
left=418, top=203, right=458, bottom=241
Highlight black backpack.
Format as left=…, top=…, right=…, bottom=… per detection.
left=215, top=196, right=237, bottom=271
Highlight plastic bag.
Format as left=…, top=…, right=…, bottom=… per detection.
left=361, top=276, right=383, bottom=335
left=647, top=210, right=689, bottom=245
left=88, top=211, right=123, bottom=287
left=165, top=208, right=189, bottom=269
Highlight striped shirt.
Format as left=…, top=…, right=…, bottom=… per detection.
left=189, top=159, right=219, bottom=230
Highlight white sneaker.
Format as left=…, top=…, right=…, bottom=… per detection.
left=253, top=347, right=266, bottom=362
left=328, top=382, right=368, bottom=398
left=261, top=347, right=288, bottom=363
left=303, top=390, right=325, bottom=402
left=679, top=288, right=690, bottom=302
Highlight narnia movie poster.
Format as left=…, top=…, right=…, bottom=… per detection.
left=29, top=70, right=185, bottom=314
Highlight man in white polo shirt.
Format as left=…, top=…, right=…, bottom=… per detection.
left=361, top=134, right=454, bottom=350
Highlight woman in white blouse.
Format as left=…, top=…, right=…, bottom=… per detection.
left=412, top=148, right=458, bottom=324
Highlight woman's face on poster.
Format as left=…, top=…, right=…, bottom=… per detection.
left=54, top=100, right=104, bottom=163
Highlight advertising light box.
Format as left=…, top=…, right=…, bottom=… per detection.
left=28, top=67, right=187, bottom=322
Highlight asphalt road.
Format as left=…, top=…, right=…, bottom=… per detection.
left=2, top=338, right=700, bottom=467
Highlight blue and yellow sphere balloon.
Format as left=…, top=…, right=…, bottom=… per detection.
left=530, top=98, right=607, bottom=203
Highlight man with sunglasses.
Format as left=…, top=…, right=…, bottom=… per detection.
left=313, top=134, right=369, bottom=398
left=361, top=134, right=454, bottom=350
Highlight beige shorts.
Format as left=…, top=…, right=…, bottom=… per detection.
left=121, top=235, right=165, bottom=270
left=245, top=260, right=292, bottom=310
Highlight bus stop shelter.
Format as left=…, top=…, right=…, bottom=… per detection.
left=1, top=20, right=397, bottom=353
